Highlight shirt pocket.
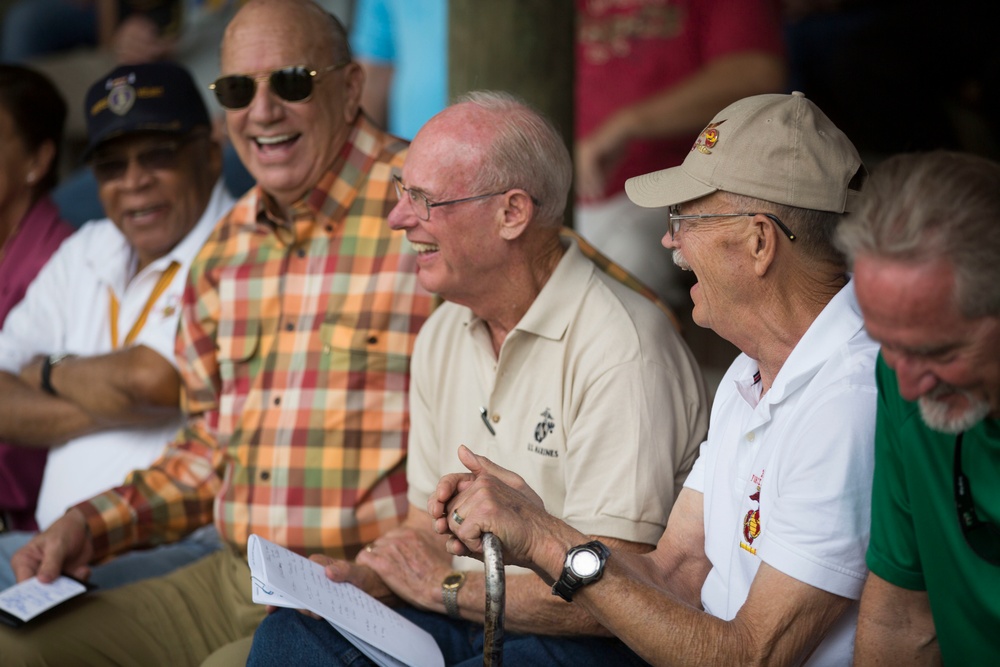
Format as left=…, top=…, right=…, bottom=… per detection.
left=216, top=318, right=261, bottom=387
left=320, top=321, right=409, bottom=378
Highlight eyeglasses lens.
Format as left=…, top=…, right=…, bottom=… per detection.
left=92, top=144, right=181, bottom=182
left=212, top=67, right=315, bottom=110
left=393, top=176, right=431, bottom=220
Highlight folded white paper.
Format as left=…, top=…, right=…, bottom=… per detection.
left=247, top=534, right=444, bottom=667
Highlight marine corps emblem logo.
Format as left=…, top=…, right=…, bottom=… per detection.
left=534, top=408, right=555, bottom=443
left=691, top=120, right=725, bottom=155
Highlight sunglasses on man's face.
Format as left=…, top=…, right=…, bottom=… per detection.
left=90, top=133, right=203, bottom=183
left=210, top=63, right=347, bottom=110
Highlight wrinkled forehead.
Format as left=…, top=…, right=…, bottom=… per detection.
left=222, top=5, right=333, bottom=73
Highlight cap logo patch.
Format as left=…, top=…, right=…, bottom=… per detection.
left=102, top=73, right=137, bottom=116
left=691, top=119, right=725, bottom=155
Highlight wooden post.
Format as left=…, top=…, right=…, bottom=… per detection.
left=448, top=0, right=575, bottom=223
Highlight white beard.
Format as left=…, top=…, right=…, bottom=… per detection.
left=918, top=384, right=991, bottom=434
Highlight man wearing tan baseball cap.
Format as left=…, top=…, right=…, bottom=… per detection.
left=430, top=92, right=879, bottom=666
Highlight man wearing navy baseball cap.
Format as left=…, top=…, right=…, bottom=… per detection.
left=82, top=60, right=212, bottom=159
left=429, top=92, right=880, bottom=666
left=0, top=61, right=235, bottom=592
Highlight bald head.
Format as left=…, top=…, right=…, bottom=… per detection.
left=224, top=0, right=350, bottom=66
left=417, top=91, right=572, bottom=227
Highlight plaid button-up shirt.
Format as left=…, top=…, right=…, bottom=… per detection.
left=78, top=115, right=434, bottom=559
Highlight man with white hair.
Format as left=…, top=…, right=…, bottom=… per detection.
left=431, top=92, right=879, bottom=666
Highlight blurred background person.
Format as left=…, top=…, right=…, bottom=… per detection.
left=573, top=0, right=786, bottom=313
left=0, top=64, right=74, bottom=535
left=0, top=0, right=351, bottom=227
left=349, top=0, right=447, bottom=141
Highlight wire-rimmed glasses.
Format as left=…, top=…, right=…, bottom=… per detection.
left=392, top=175, right=509, bottom=221
left=666, top=205, right=796, bottom=242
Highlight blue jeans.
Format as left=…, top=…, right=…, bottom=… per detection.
left=246, top=606, right=650, bottom=667
left=0, top=524, right=222, bottom=590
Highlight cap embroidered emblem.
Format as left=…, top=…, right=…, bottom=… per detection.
left=107, top=75, right=137, bottom=116
left=691, top=120, right=725, bottom=155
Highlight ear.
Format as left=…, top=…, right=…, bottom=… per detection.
left=28, top=139, right=57, bottom=187
left=750, top=213, right=779, bottom=277
left=497, top=190, right=534, bottom=241
left=342, top=62, right=365, bottom=123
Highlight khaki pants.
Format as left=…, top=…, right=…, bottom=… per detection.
left=0, top=547, right=265, bottom=666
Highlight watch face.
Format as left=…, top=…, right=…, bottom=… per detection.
left=570, top=549, right=601, bottom=577
left=443, top=573, right=464, bottom=588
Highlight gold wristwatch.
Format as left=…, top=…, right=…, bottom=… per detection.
left=442, top=571, right=466, bottom=620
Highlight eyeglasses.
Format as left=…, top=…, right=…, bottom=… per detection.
left=210, top=63, right=348, bottom=110
left=90, top=133, right=202, bottom=183
left=392, top=174, right=508, bottom=221
left=954, top=431, right=1000, bottom=565
left=666, top=205, right=796, bottom=242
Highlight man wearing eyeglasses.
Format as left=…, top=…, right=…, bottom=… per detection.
left=0, top=0, right=433, bottom=664
left=0, top=61, right=233, bottom=591
left=428, top=92, right=881, bottom=666
left=245, top=90, right=708, bottom=667
left=836, top=151, right=1000, bottom=665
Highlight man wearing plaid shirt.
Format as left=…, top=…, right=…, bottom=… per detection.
left=0, top=1, right=433, bottom=664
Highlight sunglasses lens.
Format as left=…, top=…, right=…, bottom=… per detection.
left=92, top=158, right=128, bottom=182
left=270, top=67, right=314, bottom=102
left=213, top=75, right=256, bottom=109
left=139, top=145, right=181, bottom=171
left=92, top=142, right=183, bottom=182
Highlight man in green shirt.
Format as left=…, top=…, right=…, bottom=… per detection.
left=837, top=150, right=1000, bottom=664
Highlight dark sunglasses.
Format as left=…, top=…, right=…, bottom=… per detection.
left=954, top=431, right=1000, bottom=565
left=90, top=132, right=203, bottom=183
left=210, top=63, right=347, bottom=110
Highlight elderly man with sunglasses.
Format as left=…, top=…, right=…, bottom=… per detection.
left=836, top=151, right=1000, bottom=665
left=0, top=0, right=433, bottom=664
left=429, top=92, right=882, bottom=666
left=0, top=61, right=233, bottom=591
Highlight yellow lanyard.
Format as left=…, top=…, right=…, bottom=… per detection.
left=108, top=261, right=180, bottom=349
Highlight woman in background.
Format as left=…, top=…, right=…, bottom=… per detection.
left=0, top=64, right=75, bottom=534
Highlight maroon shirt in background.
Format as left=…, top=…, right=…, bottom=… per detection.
left=575, top=0, right=786, bottom=201
left=0, top=196, right=74, bottom=531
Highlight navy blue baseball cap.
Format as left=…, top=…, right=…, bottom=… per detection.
left=83, top=61, right=210, bottom=159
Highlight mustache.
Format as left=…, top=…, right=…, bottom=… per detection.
left=672, top=248, right=690, bottom=270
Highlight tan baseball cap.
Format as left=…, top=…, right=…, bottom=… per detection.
left=625, top=91, right=866, bottom=213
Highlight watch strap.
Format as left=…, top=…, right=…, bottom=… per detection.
left=41, top=353, right=71, bottom=396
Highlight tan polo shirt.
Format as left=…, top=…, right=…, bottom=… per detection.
left=407, top=238, right=708, bottom=567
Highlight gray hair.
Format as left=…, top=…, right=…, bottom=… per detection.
left=835, top=150, right=1000, bottom=318
left=725, top=193, right=846, bottom=266
left=452, top=90, right=572, bottom=227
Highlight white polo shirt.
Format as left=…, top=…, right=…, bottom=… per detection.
left=0, top=180, right=234, bottom=529
left=684, top=281, right=879, bottom=666
left=407, top=238, right=709, bottom=570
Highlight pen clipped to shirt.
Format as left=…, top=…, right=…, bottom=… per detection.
left=479, top=406, right=496, bottom=436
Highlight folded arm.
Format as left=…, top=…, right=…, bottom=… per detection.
left=1, top=345, right=181, bottom=446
